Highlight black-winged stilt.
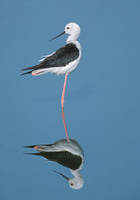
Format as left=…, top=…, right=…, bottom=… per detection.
left=21, top=22, right=82, bottom=107
left=25, top=139, right=84, bottom=189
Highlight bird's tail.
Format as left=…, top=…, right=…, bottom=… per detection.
left=24, top=145, right=36, bottom=148
left=20, top=65, right=38, bottom=75
left=21, top=65, right=48, bottom=76
left=24, top=152, right=41, bottom=156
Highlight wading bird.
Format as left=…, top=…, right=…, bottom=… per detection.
left=21, top=22, right=82, bottom=107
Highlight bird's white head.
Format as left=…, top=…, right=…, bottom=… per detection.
left=53, top=169, right=84, bottom=190
left=68, top=176, right=84, bottom=190
left=65, top=22, right=81, bottom=41
left=50, top=22, right=81, bottom=42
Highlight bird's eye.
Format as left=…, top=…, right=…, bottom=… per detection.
left=70, top=183, right=74, bottom=186
left=67, top=27, right=70, bottom=29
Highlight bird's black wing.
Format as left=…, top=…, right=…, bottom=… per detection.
left=40, top=43, right=79, bottom=68
left=21, top=43, right=79, bottom=75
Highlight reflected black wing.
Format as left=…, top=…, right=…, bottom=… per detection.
left=40, top=151, right=82, bottom=170
left=26, top=151, right=82, bottom=170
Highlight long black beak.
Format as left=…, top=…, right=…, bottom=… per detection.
left=49, top=31, right=65, bottom=41
left=52, top=170, right=69, bottom=181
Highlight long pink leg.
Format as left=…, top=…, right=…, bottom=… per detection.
left=62, top=107, right=69, bottom=142
left=61, top=74, right=68, bottom=108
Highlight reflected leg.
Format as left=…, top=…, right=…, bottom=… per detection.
left=62, top=107, right=69, bottom=142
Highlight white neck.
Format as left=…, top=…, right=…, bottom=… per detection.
left=67, top=34, right=79, bottom=43
left=70, top=169, right=82, bottom=178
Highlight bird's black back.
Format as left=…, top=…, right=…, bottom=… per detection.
left=36, top=43, right=79, bottom=69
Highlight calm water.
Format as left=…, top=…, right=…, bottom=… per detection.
left=1, top=1, right=140, bottom=199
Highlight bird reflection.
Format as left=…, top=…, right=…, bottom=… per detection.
left=25, top=138, right=84, bottom=189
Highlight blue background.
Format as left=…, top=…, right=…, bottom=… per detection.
left=1, top=0, right=140, bottom=199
